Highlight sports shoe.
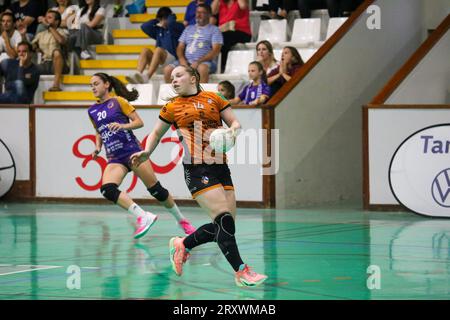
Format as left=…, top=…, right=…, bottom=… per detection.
left=80, top=50, right=92, bottom=60
left=133, top=212, right=158, bottom=239
left=134, top=72, right=149, bottom=84
left=169, top=236, right=188, bottom=276
left=178, top=219, right=196, bottom=235
left=235, top=264, right=268, bottom=287
left=125, top=74, right=138, bottom=84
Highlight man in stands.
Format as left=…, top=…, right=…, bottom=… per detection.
left=163, top=4, right=222, bottom=83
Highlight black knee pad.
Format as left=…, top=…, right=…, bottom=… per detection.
left=214, top=212, right=235, bottom=242
left=147, top=181, right=169, bottom=202
left=100, top=183, right=121, bottom=204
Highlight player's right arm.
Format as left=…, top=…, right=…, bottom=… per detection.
left=91, top=132, right=103, bottom=160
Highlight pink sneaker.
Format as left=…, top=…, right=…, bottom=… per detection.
left=169, top=236, right=188, bottom=276
left=178, top=219, right=196, bottom=235
left=235, top=264, right=268, bottom=287
left=133, top=212, right=158, bottom=239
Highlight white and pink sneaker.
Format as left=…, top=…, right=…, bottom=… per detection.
left=133, top=212, right=158, bottom=239
left=178, top=219, right=196, bottom=235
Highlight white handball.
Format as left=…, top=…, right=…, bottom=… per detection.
left=209, top=128, right=235, bottom=153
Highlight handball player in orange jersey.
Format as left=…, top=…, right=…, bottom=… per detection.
left=130, top=65, right=267, bottom=287
left=88, top=72, right=196, bottom=239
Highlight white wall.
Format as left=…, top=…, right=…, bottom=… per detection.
left=424, top=0, right=450, bottom=30
left=275, top=0, right=425, bottom=208
left=386, top=29, right=450, bottom=104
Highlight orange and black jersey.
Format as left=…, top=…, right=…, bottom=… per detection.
left=159, top=91, right=231, bottom=164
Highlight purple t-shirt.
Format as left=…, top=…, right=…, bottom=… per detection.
left=238, top=81, right=271, bottom=104
left=88, top=97, right=141, bottom=161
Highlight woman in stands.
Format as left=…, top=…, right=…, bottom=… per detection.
left=68, top=0, right=105, bottom=60
left=88, top=72, right=196, bottom=239
left=255, top=40, right=279, bottom=76
left=130, top=65, right=268, bottom=287
left=211, top=0, right=252, bottom=72
left=267, top=46, right=304, bottom=96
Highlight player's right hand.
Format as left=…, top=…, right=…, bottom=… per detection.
left=130, top=151, right=150, bottom=167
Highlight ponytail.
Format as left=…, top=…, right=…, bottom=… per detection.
left=93, top=72, right=139, bottom=101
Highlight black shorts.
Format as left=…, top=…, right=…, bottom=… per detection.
left=183, top=163, right=234, bottom=198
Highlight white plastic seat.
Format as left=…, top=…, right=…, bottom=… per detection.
left=157, top=83, right=176, bottom=105
left=223, top=50, right=256, bottom=76
left=273, top=49, right=282, bottom=61
left=256, top=19, right=288, bottom=44
left=288, top=18, right=321, bottom=47
left=298, top=48, right=317, bottom=62
left=325, top=17, right=348, bottom=40
left=200, top=83, right=219, bottom=92
left=126, top=83, right=156, bottom=105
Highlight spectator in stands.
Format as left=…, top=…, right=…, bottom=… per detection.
left=126, top=7, right=184, bottom=84
left=0, top=41, right=39, bottom=104
left=163, top=4, right=222, bottom=83
left=211, top=0, right=251, bottom=72
left=264, top=0, right=298, bottom=19
left=6, top=0, right=41, bottom=41
left=68, top=0, right=105, bottom=60
left=217, top=80, right=235, bottom=100
left=32, top=10, right=69, bottom=92
left=36, top=0, right=79, bottom=34
left=184, top=0, right=213, bottom=26
left=267, top=46, right=303, bottom=96
left=0, top=12, right=24, bottom=74
left=230, top=61, right=270, bottom=106
left=255, top=40, right=278, bottom=75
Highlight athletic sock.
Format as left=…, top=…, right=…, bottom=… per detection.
left=128, top=203, right=147, bottom=219
left=166, top=203, right=185, bottom=223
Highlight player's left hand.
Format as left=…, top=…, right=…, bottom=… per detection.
left=108, top=122, right=123, bottom=132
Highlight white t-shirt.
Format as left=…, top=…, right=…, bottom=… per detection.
left=51, top=5, right=79, bottom=21
left=0, top=30, right=22, bottom=62
left=72, top=7, right=105, bottom=30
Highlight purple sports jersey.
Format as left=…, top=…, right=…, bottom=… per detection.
left=238, top=81, right=271, bottom=104
left=88, top=97, right=141, bottom=162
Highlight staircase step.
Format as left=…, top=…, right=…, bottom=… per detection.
left=43, top=91, right=98, bottom=101
left=96, top=44, right=155, bottom=54
left=80, top=60, right=138, bottom=69
left=129, top=13, right=184, bottom=23
left=145, top=0, right=190, bottom=7
left=62, top=75, right=129, bottom=84
left=112, top=29, right=147, bottom=39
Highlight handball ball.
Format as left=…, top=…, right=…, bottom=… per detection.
left=209, top=128, right=235, bottom=153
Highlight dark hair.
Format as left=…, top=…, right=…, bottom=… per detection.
left=47, top=10, right=62, bottom=28
left=218, top=80, right=235, bottom=99
left=80, top=0, right=101, bottom=22
left=1, top=11, right=15, bottom=22
left=93, top=73, right=139, bottom=101
left=17, top=41, right=33, bottom=52
left=256, top=40, right=277, bottom=63
left=156, top=7, right=173, bottom=20
left=249, top=61, right=267, bottom=84
left=284, top=46, right=304, bottom=67
left=197, top=4, right=212, bottom=15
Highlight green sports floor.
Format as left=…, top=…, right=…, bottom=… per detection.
left=0, top=202, right=449, bottom=300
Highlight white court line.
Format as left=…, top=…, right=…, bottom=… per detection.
left=0, top=265, right=63, bottom=276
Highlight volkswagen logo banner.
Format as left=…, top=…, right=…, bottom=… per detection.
left=389, top=124, right=450, bottom=218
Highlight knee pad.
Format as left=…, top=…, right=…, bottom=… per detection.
left=100, top=183, right=121, bottom=203
left=147, top=181, right=169, bottom=202
left=214, top=212, right=235, bottom=243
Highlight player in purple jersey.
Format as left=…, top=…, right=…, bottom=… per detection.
left=88, top=72, right=196, bottom=239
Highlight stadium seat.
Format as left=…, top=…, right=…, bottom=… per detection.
left=286, top=18, right=321, bottom=48
left=223, top=50, right=256, bottom=76
left=257, top=19, right=288, bottom=44
left=326, top=17, right=348, bottom=40
left=126, top=83, right=156, bottom=105
left=157, top=83, right=176, bottom=105
left=298, top=48, right=317, bottom=62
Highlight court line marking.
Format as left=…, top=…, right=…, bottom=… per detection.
left=0, top=265, right=63, bottom=276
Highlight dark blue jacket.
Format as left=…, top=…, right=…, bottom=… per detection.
left=140, top=14, right=184, bottom=58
